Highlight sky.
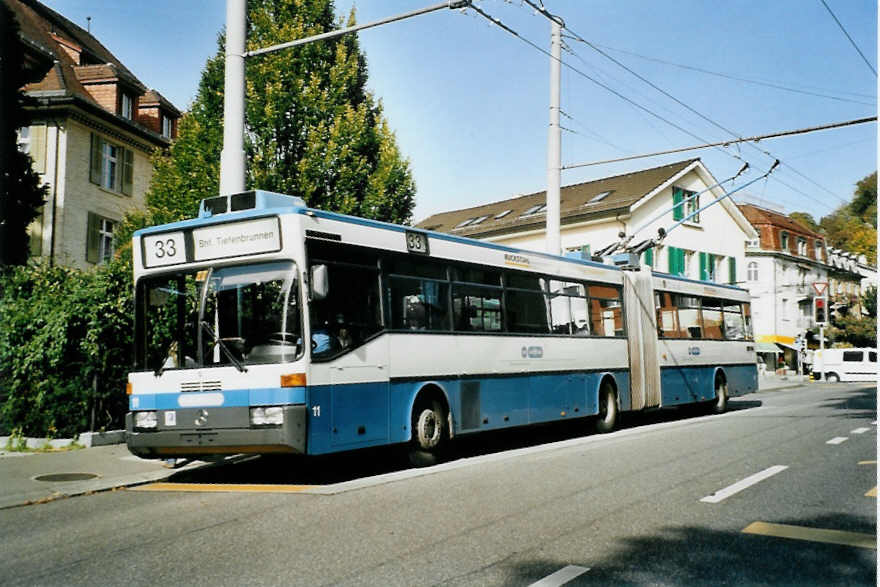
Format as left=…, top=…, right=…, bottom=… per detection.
left=42, top=0, right=877, bottom=225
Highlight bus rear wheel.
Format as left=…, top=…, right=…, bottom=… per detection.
left=711, top=375, right=728, bottom=414
left=408, top=400, right=447, bottom=467
left=595, top=382, right=618, bottom=433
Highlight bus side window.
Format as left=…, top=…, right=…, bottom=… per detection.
left=655, top=292, right=679, bottom=338
left=676, top=295, right=701, bottom=338
left=701, top=298, right=724, bottom=340
left=588, top=284, right=624, bottom=337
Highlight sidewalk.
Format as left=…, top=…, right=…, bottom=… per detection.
left=758, top=374, right=810, bottom=392
left=0, top=443, right=201, bottom=509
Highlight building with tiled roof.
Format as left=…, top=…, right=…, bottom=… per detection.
left=8, top=0, right=181, bottom=268
left=417, top=159, right=758, bottom=287
left=737, top=202, right=871, bottom=370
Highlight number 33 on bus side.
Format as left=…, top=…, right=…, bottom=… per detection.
left=143, top=231, right=186, bottom=268
left=405, top=231, right=429, bottom=255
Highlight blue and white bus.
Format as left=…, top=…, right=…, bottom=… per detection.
left=126, top=190, right=758, bottom=464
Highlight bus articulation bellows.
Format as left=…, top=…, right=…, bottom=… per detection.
left=126, top=190, right=758, bottom=465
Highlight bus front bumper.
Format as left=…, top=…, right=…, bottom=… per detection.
left=125, top=405, right=307, bottom=459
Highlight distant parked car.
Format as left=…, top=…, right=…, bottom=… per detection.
left=812, top=348, right=878, bottom=382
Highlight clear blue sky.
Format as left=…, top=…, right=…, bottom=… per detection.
left=44, top=0, right=877, bottom=224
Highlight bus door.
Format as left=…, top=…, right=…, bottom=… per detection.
left=623, top=269, right=661, bottom=410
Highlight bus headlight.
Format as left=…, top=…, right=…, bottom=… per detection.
left=134, top=411, right=158, bottom=429
left=250, top=406, right=283, bottom=426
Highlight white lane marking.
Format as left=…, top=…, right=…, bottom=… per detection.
left=700, top=465, right=788, bottom=504
left=851, top=427, right=871, bottom=434
left=529, top=565, right=590, bottom=587
left=827, top=437, right=848, bottom=445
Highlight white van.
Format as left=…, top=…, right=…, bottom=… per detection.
left=812, top=348, right=878, bottom=382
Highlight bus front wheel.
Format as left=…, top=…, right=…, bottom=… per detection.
left=595, top=382, right=618, bottom=433
left=408, top=400, right=447, bottom=467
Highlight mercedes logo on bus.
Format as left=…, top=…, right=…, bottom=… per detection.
left=194, top=409, right=209, bottom=427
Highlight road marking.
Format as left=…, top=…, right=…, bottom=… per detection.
left=529, top=565, right=590, bottom=587
left=700, top=465, right=788, bottom=504
left=851, top=427, right=871, bottom=434
left=743, top=521, right=876, bottom=550
left=866, top=487, right=877, bottom=497
left=858, top=460, right=877, bottom=465
left=132, top=483, right=315, bottom=493
left=826, top=437, right=848, bottom=445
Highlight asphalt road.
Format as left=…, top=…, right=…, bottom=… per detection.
left=0, top=383, right=875, bottom=586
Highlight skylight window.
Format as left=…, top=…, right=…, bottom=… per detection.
left=520, top=203, right=546, bottom=217
left=494, top=209, right=512, bottom=220
left=454, top=218, right=476, bottom=228
left=589, top=190, right=612, bottom=204
left=469, top=215, right=490, bottom=226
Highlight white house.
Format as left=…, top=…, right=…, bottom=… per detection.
left=416, top=159, right=758, bottom=286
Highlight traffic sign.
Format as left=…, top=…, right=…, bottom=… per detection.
left=812, top=282, right=828, bottom=296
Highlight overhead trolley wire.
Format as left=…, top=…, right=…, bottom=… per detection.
left=519, top=1, right=858, bottom=207
left=818, top=0, right=877, bottom=77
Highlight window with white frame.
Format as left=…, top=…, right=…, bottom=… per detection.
left=90, top=133, right=133, bottom=195
left=87, top=212, right=116, bottom=264
left=161, top=114, right=172, bottom=138
left=797, top=237, right=807, bottom=256
left=121, top=93, right=133, bottom=120
left=747, top=261, right=758, bottom=281
left=780, top=231, right=789, bottom=251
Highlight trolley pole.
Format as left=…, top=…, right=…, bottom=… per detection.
left=545, top=17, right=562, bottom=255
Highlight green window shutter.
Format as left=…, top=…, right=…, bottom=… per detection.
left=672, top=187, right=683, bottom=221
left=728, top=257, right=737, bottom=284
left=668, top=246, right=677, bottom=274
left=86, top=212, right=100, bottom=264
left=122, top=148, right=134, bottom=195
left=643, top=247, right=653, bottom=268
left=699, top=252, right=709, bottom=281
left=89, top=133, right=102, bottom=185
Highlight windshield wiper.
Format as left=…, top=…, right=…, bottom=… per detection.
left=200, top=321, right=248, bottom=373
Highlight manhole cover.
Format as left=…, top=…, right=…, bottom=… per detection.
left=34, top=473, right=99, bottom=482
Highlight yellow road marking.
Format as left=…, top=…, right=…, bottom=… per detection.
left=132, top=482, right=315, bottom=493
left=858, top=460, right=877, bottom=465
left=866, top=487, right=877, bottom=497
left=743, top=522, right=876, bottom=550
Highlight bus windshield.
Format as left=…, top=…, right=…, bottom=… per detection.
left=135, top=261, right=302, bottom=372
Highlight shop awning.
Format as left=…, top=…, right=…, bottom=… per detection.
left=755, top=342, right=782, bottom=354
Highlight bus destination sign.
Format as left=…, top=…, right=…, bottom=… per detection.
left=193, top=217, right=281, bottom=261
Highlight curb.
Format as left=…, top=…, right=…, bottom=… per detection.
left=0, top=429, right=125, bottom=451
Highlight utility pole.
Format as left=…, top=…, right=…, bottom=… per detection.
left=545, top=17, right=562, bottom=255
left=219, top=0, right=247, bottom=196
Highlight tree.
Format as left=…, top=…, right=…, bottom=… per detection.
left=818, top=172, right=877, bottom=264
left=789, top=211, right=819, bottom=232
left=143, top=0, right=416, bottom=227
left=0, top=3, right=48, bottom=266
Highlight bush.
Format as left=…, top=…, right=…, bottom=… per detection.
left=0, top=258, right=133, bottom=437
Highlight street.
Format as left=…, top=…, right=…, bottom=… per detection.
left=0, top=383, right=875, bottom=586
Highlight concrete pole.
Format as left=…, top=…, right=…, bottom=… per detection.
left=219, top=0, right=247, bottom=195
left=545, top=18, right=562, bottom=255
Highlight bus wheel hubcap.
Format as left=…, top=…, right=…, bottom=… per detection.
left=416, top=409, right=441, bottom=449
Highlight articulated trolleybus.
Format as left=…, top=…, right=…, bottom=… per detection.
left=127, top=190, right=758, bottom=464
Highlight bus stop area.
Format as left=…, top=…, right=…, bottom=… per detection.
left=0, top=375, right=808, bottom=511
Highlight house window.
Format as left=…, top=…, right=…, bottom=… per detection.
left=667, top=246, right=686, bottom=277
left=815, top=241, right=824, bottom=261
left=520, top=203, right=546, bottom=217
left=90, top=133, right=133, bottom=195
left=780, top=231, right=789, bottom=251
left=87, top=212, right=116, bottom=264
left=589, top=190, right=612, bottom=203
left=469, top=215, right=490, bottom=226
left=797, top=237, right=807, bottom=256
left=699, top=252, right=717, bottom=282
left=672, top=187, right=699, bottom=222
left=161, top=114, right=172, bottom=138
left=17, top=126, right=30, bottom=154
left=747, top=261, right=758, bottom=281
left=121, top=93, right=133, bottom=120
left=494, top=209, right=512, bottom=220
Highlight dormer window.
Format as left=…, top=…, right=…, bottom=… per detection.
left=161, top=114, right=172, bottom=138
left=797, top=237, right=807, bottom=256
left=780, top=231, right=789, bottom=251
left=121, top=93, right=133, bottom=120
left=520, top=203, right=546, bottom=217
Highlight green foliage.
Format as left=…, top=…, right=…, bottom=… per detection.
left=788, top=212, right=819, bottom=232
left=0, top=258, right=132, bottom=437
left=862, top=285, right=877, bottom=319
left=144, top=0, right=415, bottom=225
left=817, top=172, right=877, bottom=264
left=0, top=3, right=48, bottom=265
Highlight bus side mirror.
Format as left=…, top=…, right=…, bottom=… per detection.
left=310, top=264, right=329, bottom=301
